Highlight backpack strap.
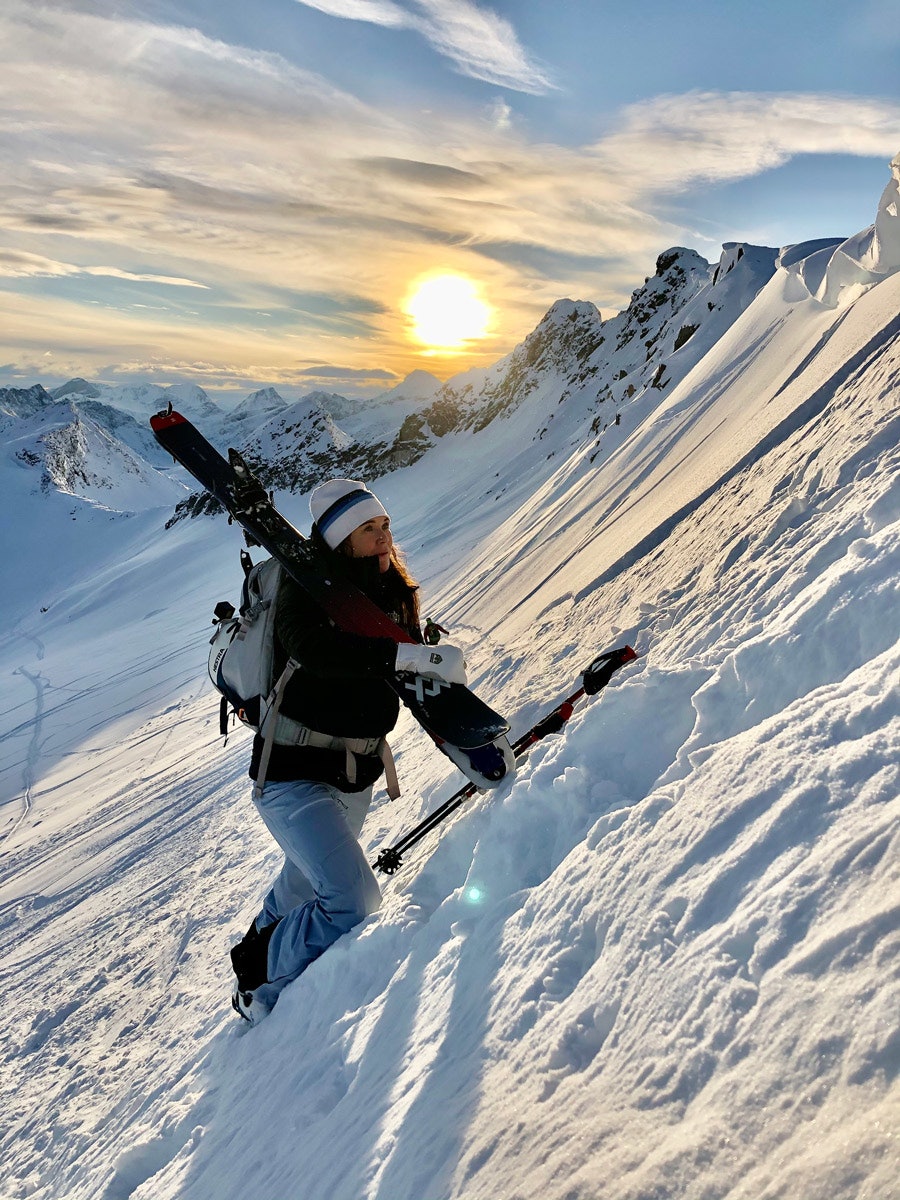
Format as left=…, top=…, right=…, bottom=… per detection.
left=342, top=737, right=400, bottom=801
left=252, top=658, right=299, bottom=801
left=252, top=664, right=402, bottom=802
left=379, top=739, right=400, bottom=801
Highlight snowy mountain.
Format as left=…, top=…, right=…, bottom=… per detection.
left=375, top=368, right=443, bottom=405
left=49, top=376, right=102, bottom=401
left=389, top=242, right=779, bottom=468
left=304, top=387, right=370, bottom=422
left=310, top=373, right=443, bottom=427
left=332, top=370, right=445, bottom=447
left=242, top=394, right=353, bottom=479
left=225, top=386, right=290, bottom=441
left=1, top=154, right=898, bottom=1200
left=0, top=382, right=55, bottom=418
left=7, top=244, right=778, bottom=510
left=50, top=378, right=224, bottom=430
left=162, top=242, right=780, bottom=495
left=168, top=394, right=360, bottom=523
left=2, top=398, right=186, bottom=512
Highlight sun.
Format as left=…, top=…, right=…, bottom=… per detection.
left=404, top=272, right=492, bottom=350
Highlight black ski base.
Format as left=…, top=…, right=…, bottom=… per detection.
left=373, top=645, right=638, bottom=874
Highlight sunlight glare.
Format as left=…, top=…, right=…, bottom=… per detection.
left=404, top=273, right=492, bottom=349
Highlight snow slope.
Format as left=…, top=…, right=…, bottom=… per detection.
left=1, top=176, right=898, bottom=1200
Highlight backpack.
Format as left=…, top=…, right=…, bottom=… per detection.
left=208, top=553, right=284, bottom=736
left=208, top=553, right=401, bottom=799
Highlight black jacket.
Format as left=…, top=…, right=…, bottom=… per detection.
left=249, top=552, right=420, bottom=789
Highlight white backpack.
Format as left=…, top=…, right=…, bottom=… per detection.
left=208, top=555, right=284, bottom=736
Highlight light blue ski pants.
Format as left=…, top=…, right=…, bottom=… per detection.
left=251, top=779, right=382, bottom=1003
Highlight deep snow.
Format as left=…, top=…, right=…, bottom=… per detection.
left=1, top=174, right=899, bottom=1200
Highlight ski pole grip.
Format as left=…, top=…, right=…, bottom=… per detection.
left=582, top=646, right=637, bottom=695
left=531, top=702, right=574, bottom=740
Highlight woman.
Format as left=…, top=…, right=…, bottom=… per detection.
left=230, top=477, right=465, bottom=1024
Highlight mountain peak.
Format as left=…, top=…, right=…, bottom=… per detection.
left=50, top=377, right=101, bottom=400
left=539, top=298, right=603, bottom=328
left=247, top=386, right=285, bottom=403
left=232, top=387, right=287, bottom=417
left=374, top=370, right=444, bottom=407
left=401, top=369, right=442, bottom=388
left=0, top=383, right=55, bottom=417
left=653, top=247, right=706, bottom=278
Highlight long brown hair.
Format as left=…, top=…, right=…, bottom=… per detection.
left=382, top=543, right=421, bottom=633
left=310, top=523, right=421, bottom=635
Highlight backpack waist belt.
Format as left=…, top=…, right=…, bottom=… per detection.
left=254, top=660, right=400, bottom=801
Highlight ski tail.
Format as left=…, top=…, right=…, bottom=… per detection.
left=583, top=645, right=639, bottom=695
left=149, top=403, right=184, bottom=434
left=439, top=734, right=515, bottom=789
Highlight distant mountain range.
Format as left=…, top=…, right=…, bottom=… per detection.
left=0, top=241, right=782, bottom=518
left=3, top=153, right=898, bottom=525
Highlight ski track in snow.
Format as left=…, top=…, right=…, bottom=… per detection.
left=4, top=664, right=45, bottom=845
left=1, top=238, right=899, bottom=1199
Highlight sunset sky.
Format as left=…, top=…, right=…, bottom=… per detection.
left=2, top=0, right=899, bottom=399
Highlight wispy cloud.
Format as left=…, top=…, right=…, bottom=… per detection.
left=359, top=158, right=490, bottom=188
left=297, top=364, right=397, bottom=379
left=293, top=0, right=554, bottom=92
left=595, top=91, right=900, bottom=189
left=0, top=250, right=207, bottom=288
left=291, top=0, right=408, bottom=24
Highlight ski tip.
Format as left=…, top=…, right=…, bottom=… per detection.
left=149, top=405, right=186, bottom=431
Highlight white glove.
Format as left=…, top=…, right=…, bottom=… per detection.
left=395, top=642, right=467, bottom=686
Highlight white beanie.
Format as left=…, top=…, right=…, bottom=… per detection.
left=309, top=478, right=389, bottom=549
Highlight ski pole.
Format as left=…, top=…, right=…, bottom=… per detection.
left=373, top=645, right=637, bottom=875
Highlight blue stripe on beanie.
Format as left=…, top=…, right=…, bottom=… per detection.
left=309, top=478, right=389, bottom=549
left=318, top=489, right=373, bottom=535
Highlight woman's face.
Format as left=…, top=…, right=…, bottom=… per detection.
left=347, top=515, right=393, bottom=572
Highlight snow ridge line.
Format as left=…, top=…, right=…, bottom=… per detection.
left=577, top=306, right=900, bottom=597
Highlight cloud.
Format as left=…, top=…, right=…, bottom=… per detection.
left=292, top=0, right=554, bottom=92
left=86, top=267, right=206, bottom=287
left=467, top=240, right=628, bottom=280
left=0, top=250, right=206, bottom=288
left=594, top=92, right=900, bottom=191
left=292, top=0, right=408, bottom=24
left=95, top=358, right=400, bottom=394
left=359, top=158, right=489, bottom=188
left=296, top=364, right=398, bottom=379
left=1, top=0, right=900, bottom=389
left=487, top=97, right=513, bottom=132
